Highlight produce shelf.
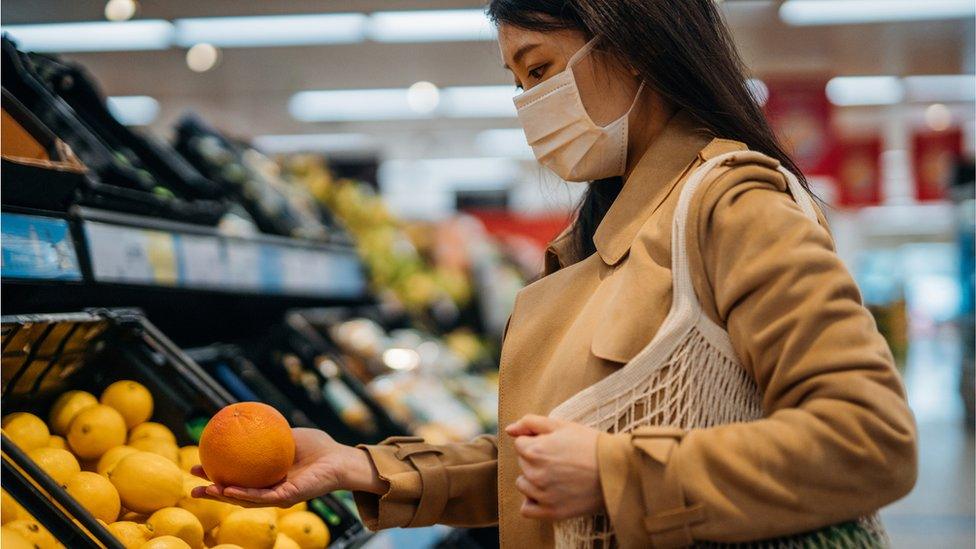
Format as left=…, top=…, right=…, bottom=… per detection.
left=1, top=207, right=371, bottom=323
left=0, top=308, right=372, bottom=548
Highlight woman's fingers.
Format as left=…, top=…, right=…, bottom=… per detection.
left=520, top=498, right=552, bottom=520
left=515, top=474, right=547, bottom=503
left=506, top=414, right=562, bottom=437
left=190, top=482, right=293, bottom=507
left=189, top=465, right=209, bottom=480
left=222, top=485, right=293, bottom=505
left=190, top=485, right=256, bottom=507
left=513, top=435, right=532, bottom=455
left=221, top=486, right=275, bottom=504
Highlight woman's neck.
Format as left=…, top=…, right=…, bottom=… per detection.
left=624, top=94, right=676, bottom=180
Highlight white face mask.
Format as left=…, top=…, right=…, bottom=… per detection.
left=513, top=37, right=645, bottom=182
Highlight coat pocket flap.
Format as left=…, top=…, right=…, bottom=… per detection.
left=589, top=262, right=670, bottom=365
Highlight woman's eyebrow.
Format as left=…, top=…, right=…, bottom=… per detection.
left=502, top=42, right=541, bottom=69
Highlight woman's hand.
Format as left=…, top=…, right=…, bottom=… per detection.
left=190, top=427, right=387, bottom=507
left=505, top=415, right=604, bottom=520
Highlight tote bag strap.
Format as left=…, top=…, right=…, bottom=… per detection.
left=669, top=151, right=819, bottom=316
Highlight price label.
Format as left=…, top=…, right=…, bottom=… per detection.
left=145, top=230, right=177, bottom=285
left=0, top=213, right=81, bottom=281
left=225, top=240, right=262, bottom=291
left=85, top=221, right=155, bottom=284
left=177, top=234, right=225, bottom=288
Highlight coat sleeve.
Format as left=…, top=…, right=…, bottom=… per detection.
left=352, top=434, right=498, bottom=530
left=595, top=166, right=918, bottom=547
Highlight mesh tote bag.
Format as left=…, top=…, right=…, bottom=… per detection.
left=548, top=151, right=889, bottom=548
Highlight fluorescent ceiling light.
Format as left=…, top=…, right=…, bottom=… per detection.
left=107, top=96, right=160, bottom=126
left=174, top=13, right=367, bottom=48
left=440, top=86, right=517, bottom=118
left=1, top=20, right=174, bottom=52
left=826, top=76, right=904, bottom=106
left=780, top=0, right=974, bottom=25
left=720, top=1, right=775, bottom=12
left=252, top=133, right=377, bottom=154
left=290, top=88, right=418, bottom=122
left=904, top=74, right=976, bottom=103
left=475, top=128, right=533, bottom=158
left=368, top=9, right=496, bottom=42
left=290, top=85, right=517, bottom=122
left=2, top=9, right=495, bottom=52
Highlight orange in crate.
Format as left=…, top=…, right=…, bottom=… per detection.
left=198, top=402, right=295, bottom=488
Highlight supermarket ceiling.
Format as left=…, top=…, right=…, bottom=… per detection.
left=3, top=0, right=975, bottom=157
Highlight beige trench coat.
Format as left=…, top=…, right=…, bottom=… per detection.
left=352, top=111, right=917, bottom=548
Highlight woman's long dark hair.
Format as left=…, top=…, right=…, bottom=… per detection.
left=488, top=0, right=811, bottom=264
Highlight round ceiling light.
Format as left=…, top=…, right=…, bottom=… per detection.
left=924, top=103, right=952, bottom=132
left=104, top=0, right=137, bottom=21
left=186, top=43, right=220, bottom=73
left=407, top=81, right=440, bottom=114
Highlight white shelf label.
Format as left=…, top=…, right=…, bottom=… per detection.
left=177, top=234, right=225, bottom=287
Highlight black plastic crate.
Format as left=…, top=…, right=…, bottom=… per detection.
left=185, top=340, right=402, bottom=447
left=0, top=309, right=370, bottom=548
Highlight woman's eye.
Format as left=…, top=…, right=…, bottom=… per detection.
left=527, top=64, right=548, bottom=81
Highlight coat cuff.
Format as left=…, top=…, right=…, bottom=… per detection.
left=597, top=427, right=704, bottom=548
left=351, top=436, right=449, bottom=530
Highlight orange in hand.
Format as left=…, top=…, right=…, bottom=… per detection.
left=198, top=402, right=295, bottom=489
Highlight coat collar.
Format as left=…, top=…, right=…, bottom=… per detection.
left=543, top=111, right=718, bottom=272
left=592, top=110, right=713, bottom=266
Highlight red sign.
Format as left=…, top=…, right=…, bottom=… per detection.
left=466, top=209, right=571, bottom=250
left=763, top=79, right=839, bottom=178
left=836, top=137, right=882, bottom=207
left=913, top=129, right=962, bottom=201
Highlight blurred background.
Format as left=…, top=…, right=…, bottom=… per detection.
left=1, top=1, right=973, bottom=548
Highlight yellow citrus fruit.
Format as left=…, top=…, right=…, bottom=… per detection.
left=139, top=535, right=191, bottom=549
left=107, top=520, right=154, bottom=549
left=276, top=511, right=328, bottom=549
left=204, top=525, right=219, bottom=548
left=178, top=474, right=236, bottom=531
left=147, top=507, right=203, bottom=549
left=64, top=471, right=121, bottom=523
left=2, top=413, right=50, bottom=452
left=100, top=381, right=154, bottom=430
left=79, top=457, right=101, bottom=472
left=1, top=525, right=34, bottom=549
left=119, top=510, right=149, bottom=522
left=47, top=435, right=68, bottom=450
left=128, top=422, right=176, bottom=445
left=2, top=490, right=25, bottom=524
left=218, top=508, right=277, bottom=549
left=130, top=438, right=179, bottom=464
left=97, top=446, right=140, bottom=476
left=27, top=447, right=81, bottom=485
left=108, top=452, right=183, bottom=514
left=67, top=405, right=127, bottom=459
left=3, top=519, right=59, bottom=549
left=177, top=446, right=200, bottom=473
left=48, top=390, right=98, bottom=435
left=272, top=533, right=301, bottom=549
left=253, top=508, right=278, bottom=521
left=275, top=502, right=306, bottom=518
left=210, top=545, right=244, bottom=549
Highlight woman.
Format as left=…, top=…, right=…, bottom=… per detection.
left=193, top=1, right=918, bottom=546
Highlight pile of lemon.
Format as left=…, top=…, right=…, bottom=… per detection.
left=1, top=380, right=330, bottom=549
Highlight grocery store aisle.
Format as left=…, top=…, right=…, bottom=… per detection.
left=880, top=332, right=975, bottom=548
left=880, top=419, right=974, bottom=547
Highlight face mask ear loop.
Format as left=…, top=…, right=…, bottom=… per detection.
left=623, top=80, right=646, bottom=118
left=567, top=36, right=602, bottom=69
